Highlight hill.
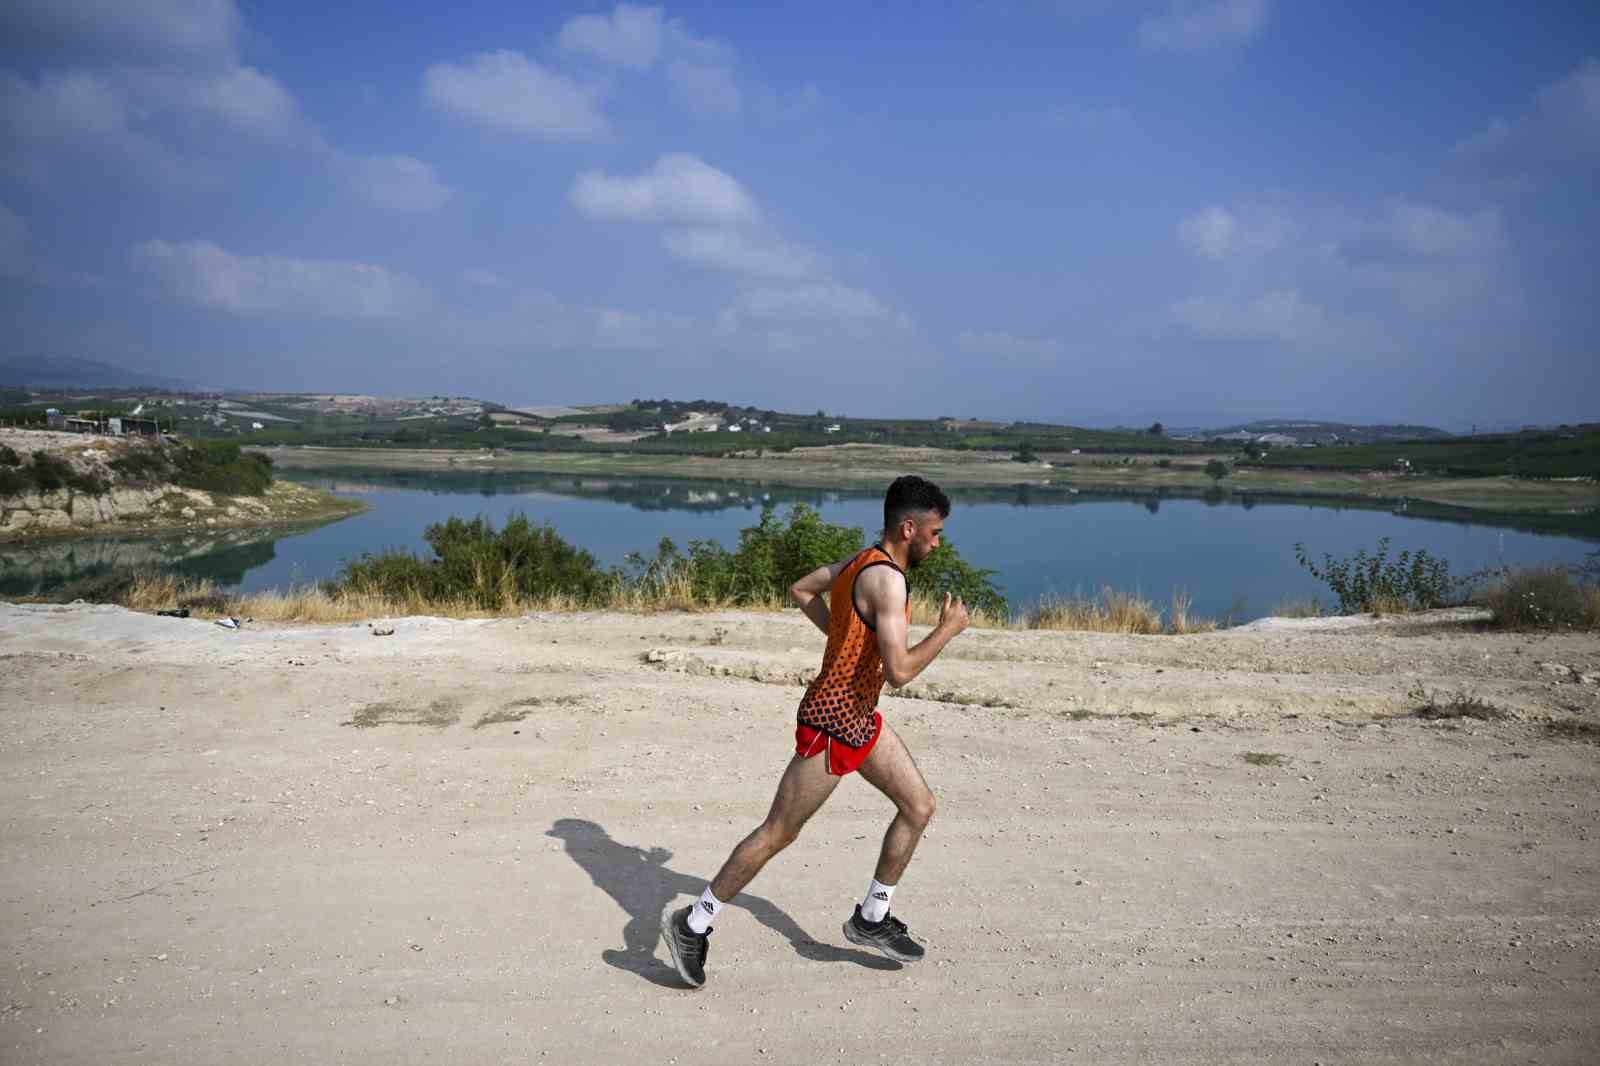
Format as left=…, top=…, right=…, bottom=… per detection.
left=1199, top=420, right=1452, bottom=444
left=0, top=356, right=188, bottom=391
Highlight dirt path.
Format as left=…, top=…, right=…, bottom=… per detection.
left=1, top=604, right=1597, bottom=1064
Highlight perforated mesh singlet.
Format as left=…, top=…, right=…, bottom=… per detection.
left=795, top=546, right=910, bottom=747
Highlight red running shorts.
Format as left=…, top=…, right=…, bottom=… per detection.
left=795, top=711, right=883, bottom=777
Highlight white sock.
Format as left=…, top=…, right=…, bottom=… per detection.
left=861, top=878, right=896, bottom=923
left=686, top=887, right=722, bottom=934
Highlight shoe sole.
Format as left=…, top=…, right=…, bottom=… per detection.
left=659, top=909, right=706, bottom=990
left=842, top=919, right=924, bottom=963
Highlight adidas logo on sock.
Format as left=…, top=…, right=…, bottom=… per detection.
left=871, top=891, right=890, bottom=900
left=700, top=900, right=715, bottom=913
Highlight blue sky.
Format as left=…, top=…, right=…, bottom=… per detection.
left=1, top=1, right=1595, bottom=429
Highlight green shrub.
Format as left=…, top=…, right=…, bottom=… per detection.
left=0, top=466, right=27, bottom=496
left=335, top=513, right=615, bottom=607
left=1205, top=458, right=1230, bottom=482
left=1472, top=566, right=1593, bottom=629
left=174, top=441, right=274, bottom=495
left=626, top=504, right=867, bottom=604
left=1293, top=537, right=1454, bottom=613
left=28, top=450, right=107, bottom=495
left=109, top=446, right=174, bottom=483
left=0, top=444, right=20, bottom=467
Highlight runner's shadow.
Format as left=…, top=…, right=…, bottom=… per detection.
left=548, top=818, right=897, bottom=988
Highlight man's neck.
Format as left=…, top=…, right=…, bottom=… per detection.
left=877, top=538, right=912, bottom=571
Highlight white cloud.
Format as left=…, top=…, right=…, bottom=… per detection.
left=350, top=155, right=451, bottom=213
left=740, top=283, right=907, bottom=326
left=1384, top=201, right=1502, bottom=259
left=0, top=70, right=193, bottom=184
left=0, top=71, right=127, bottom=139
left=559, top=3, right=665, bottom=71
left=1178, top=206, right=1289, bottom=259
left=558, top=4, right=759, bottom=123
left=570, top=154, right=757, bottom=225
left=132, top=240, right=425, bottom=318
left=955, top=330, right=1065, bottom=359
left=661, top=227, right=823, bottom=280
left=0, top=0, right=242, bottom=59
left=1538, top=57, right=1600, bottom=132
left=667, top=59, right=742, bottom=119
left=1138, top=0, right=1270, bottom=55
left=1171, top=288, right=1330, bottom=345
left=424, top=50, right=609, bottom=140
left=1455, top=57, right=1600, bottom=176
left=121, top=64, right=301, bottom=138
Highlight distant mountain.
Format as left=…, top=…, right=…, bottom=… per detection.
left=1194, top=420, right=1453, bottom=444
left=0, top=356, right=189, bottom=391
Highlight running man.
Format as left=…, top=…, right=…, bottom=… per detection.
left=661, top=475, right=972, bottom=988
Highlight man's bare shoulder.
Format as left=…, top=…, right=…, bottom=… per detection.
left=854, top=558, right=907, bottom=603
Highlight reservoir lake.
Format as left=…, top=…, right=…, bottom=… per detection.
left=6, top=468, right=1595, bottom=622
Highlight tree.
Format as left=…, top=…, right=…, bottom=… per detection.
left=1243, top=439, right=1265, bottom=460
left=1205, top=459, right=1230, bottom=482
left=1148, top=421, right=1165, bottom=437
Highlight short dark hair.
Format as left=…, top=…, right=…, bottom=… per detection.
left=884, top=475, right=950, bottom=533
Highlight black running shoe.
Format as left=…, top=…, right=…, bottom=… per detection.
left=843, top=905, right=925, bottom=962
left=660, top=905, right=710, bottom=989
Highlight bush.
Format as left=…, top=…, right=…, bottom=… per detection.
left=1293, top=537, right=1454, bottom=614
left=109, top=445, right=174, bottom=483
left=335, top=513, right=615, bottom=608
left=0, top=444, right=19, bottom=467
left=626, top=504, right=868, bottom=605
left=0, top=466, right=27, bottom=495
left=27, top=450, right=107, bottom=495
left=175, top=441, right=274, bottom=495
left=1205, top=459, right=1229, bottom=482
left=1472, top=566, right=1594, bottom=629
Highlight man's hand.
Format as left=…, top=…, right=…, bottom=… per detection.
left=937, top=591, right=971, bottom=636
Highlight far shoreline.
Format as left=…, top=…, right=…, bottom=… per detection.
left=263, top=442, right=1600, bottom=528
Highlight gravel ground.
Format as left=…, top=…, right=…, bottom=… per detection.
left=0, top=602, right=1597, bottom=1064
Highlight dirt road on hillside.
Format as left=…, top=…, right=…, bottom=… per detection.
left=1, top=603, right=1597, bottom=1064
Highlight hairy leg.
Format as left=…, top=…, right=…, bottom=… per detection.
left=709, top=753, right=840, bottom=901
left=857, top=724, right=936, bottom=886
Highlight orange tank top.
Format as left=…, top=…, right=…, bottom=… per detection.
left=795, top=546, right=910, bottom=747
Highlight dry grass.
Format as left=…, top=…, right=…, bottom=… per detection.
left=1272, top=598, right=1324, bottom=618
left=122, top=572, right=789, bottom=624
left=1022, top=587, right=1215, bottom=635
left=124, top=572, right=1222, bottom=635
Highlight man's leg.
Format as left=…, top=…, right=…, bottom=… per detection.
left=856, top=723, right=936, bottom=885
left=841, top=723, right=934, bottom=962
left=709, top=751, right=840, bottom=902
left=663, top=752, right=839, bottom=987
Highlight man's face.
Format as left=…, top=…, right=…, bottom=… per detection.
left=905, top=512, right=944, bottom=567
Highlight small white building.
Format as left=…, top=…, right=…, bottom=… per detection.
left=825, top=423, right=842, bottom=434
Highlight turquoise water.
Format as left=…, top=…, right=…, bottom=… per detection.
left=4, top=469, right=1593, bottom=621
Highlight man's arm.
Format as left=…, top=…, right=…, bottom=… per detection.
left=788, top=557, right=852, bottom=635
left=858, top=565, right=970, bottom=688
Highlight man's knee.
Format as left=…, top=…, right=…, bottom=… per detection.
left=903, top=790, right=936, bottom=830
left=758, top=819, right=803, bottom=853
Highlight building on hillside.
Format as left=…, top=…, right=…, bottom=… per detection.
left=825, top=423, right=842, bottom=433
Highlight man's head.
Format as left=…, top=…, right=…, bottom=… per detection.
left=883, top=475, right=950, bottom=567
